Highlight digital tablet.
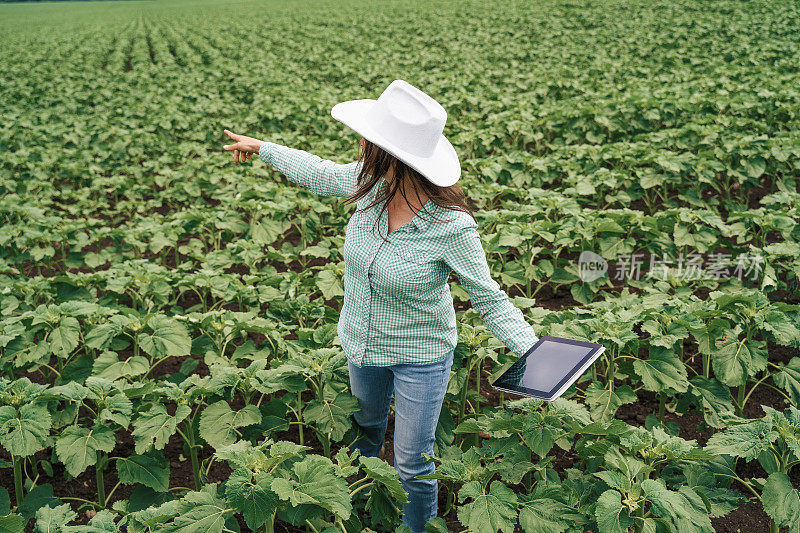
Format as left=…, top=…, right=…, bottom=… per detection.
left=491, top=336, right=606, bottom=402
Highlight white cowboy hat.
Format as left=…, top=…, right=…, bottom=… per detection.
left=331, top=79, right=461, bottom=187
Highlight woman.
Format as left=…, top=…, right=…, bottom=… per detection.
left=222, top=79, right=539, bottom=532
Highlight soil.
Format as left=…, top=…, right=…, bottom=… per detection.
left=0, top=424, right=235, bottom=533
left=4, top=179, right=799, bottom=532
left=3, top=333, right=797, bottom=533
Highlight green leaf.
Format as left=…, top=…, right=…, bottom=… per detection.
left=691, top=485, right=744, bottom=519
left=128, top=497, right=184, bottom=528
left=97, top=392, right=133, bottom=428
left=456, top=480, right=518, bottom=533
left=132, top=404, right=190, bottom=454
left=302, top=391, right=360, bottom=443
left=138, top=316, right=191, bottom=359
left=763, top=405, right=800, bottom=458
left=19, top=484, right=61, bottom=520
left=704, top=419, right=778, bottom=461
left=116, top=452, right=170, bottom=492
left=603, top=446, right=652, bottom=481
left=521, top=412, right=561, bottom=457
left=687, top=376, right=735, bottom=429
left=633, top=346, right=689, bottom=394
left=422, top=516, right=449, bottom=533
left=332, top=446, right=360, bottom=479
left=55, top=425, right=116, bottom=477
left=34, top=503, right=77, bottom=532
left=0, top=404, right=52, bottom=457
left=225, top=470, right=278, bottom=530
left=0, top=514, right=24, bottom=533
left=641, top=479, right=713, bottom=533
left=50, top=317, right=80, bottom=358
left=518, top=494, right=585, bottom=533
left=762, top=472, right=800, bottom=530
left=315, top=268, right=343, bottom=300
left=199, top=401, right=261, bottom=450
left=92, top=351, right=148, bottom=380
left=712, top=328, right=766, bottom=387
left=271, top=455, right=351, bottom=520
left=358, top=456, right=408, bottom=503
left=62, top=509, right=119, bottom=532
left=585, top=383, right=637, bottom=422
left=743, top=156, right=766, bottom=179
left=593, top=471, right=630, bottom=492
left=594, top=489, right=632, bottom=533
left=774, top=359, right=800, bottom=406
left=0, top=488, right=9, bottom=516
left=759, top=309, right=800, bottom=347
left=163, top=486, right=232, bottom=533
left=85, top=316, right=129, bottom=351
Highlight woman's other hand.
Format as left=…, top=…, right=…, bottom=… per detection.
left=222, top=129, right=265, bottom=163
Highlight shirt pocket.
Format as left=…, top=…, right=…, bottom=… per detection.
left=387, top=243, right=436, bottom=282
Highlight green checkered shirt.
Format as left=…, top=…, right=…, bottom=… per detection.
left=259, top=142, right=539, bottom=367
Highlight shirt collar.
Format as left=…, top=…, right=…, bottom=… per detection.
left=411, top=202, right=436, bottom=231
left=372, top=178, right=437, bottom=233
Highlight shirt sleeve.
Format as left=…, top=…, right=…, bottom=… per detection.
left=259, top=141, right=361, bottom=197
left=443, top=222, right=539, bottom=358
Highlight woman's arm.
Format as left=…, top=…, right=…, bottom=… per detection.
left=443, top=222, right=539, bottom=358
left=222, top=130, right=360, bottom=198
left=259, top=141, right=361, bottom=198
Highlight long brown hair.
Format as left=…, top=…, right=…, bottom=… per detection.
left=342, top=138, right=476, bottom=242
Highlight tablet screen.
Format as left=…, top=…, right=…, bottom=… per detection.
left=495, top=339, right=595, bottom=395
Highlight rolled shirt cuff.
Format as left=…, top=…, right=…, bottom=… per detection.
left=521, top=336, right=540, bottom=358
left=258, top=141, right=277, bottom=164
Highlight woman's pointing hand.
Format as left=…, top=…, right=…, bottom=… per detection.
left=222, top=129, right=265, bottom=163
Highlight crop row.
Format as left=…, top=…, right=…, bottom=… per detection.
left=1, top=0, right=799, bottom=530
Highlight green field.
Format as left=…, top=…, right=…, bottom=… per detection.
left=1, top=0, right=800, bottom=531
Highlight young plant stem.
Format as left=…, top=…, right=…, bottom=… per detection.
left=736, top=383, right=747, bottom=417
left=634, top=500, right=646, bottom=533
left=178, top=409, right=203, bottom=490
left=104, top=480, right=122, bottom=505
left=473, top=358, right=482, bottom=447
left=96, top=452, right=106, bottom=507
left=263, top=512, right=276, bottom=533
left=523, top=469, right=533, bottom=493
left=316, top=430, right=331, bottom=458
left=349, top=481, right=375, bottom=498
left=523, top=448, right=534, bottom=492
left=658, top=394, right=666, bottom=423
left=189, top=429, right=201, bottom=490
left=297, top=391, right=304, bottom=446
left=475, top=358, right=481, bottom=414
left=458, top=370, right=469, bottom=445
left=606, top=355, right=615, bottom=392
left=741, top=372, right=773, bottom=410
left=60, top=497, right=103, bottom=509
left=444, top=486, right=455, bottom=515
left=12, top=455, right=23, bottom=507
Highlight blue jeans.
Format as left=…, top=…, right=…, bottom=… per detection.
left=347, top=350, right=454, bottom=533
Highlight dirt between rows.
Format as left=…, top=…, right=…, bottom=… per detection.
left=3, top=284, right=798, bottom=532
